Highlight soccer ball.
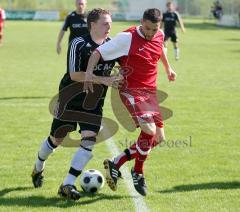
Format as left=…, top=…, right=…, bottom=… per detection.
left=80, top=169, right=105, bottom=193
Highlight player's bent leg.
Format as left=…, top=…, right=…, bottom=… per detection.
left=32, top=119, right=76, bottom=188
left=130, top=127, right=165, bottom=196
left=106, top=122, right=155, bottom=193
left=131, top=127, right=165, bottom=196
left=31, top=136, right=61, bottom=188
left=113, top=144, right=137, bottom=170
left=59, top=131, right=97, bottom=200
left=132, top=124, right=157, bottom=196
left=63, top=132, right=97, bottom=183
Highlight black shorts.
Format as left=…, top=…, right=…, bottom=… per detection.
left=164, top=30, right=178, bottom=43
left=50, top=99, right=104, bottom=138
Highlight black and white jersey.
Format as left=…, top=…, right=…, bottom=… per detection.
left=162, top=11, right=179, bottom=32
left=62, top=11, right=89, bottom=43
left=59, top=34, right=116, bottom=102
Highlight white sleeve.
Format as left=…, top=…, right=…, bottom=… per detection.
left=97, top=32, right=132, bottom=61
left=2, top=10, right=6, bottom=20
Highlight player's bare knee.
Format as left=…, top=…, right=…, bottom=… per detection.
left=140, top=123, right=156, bottom=136
left=50, top=135, right=64, bottom=146
left=81, top=130, right=97, bottom=138
left=80, top=132, right=97, bottom=152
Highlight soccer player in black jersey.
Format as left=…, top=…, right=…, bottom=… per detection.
left=162, top=2, right=185, bottom=60
left=56, top=0, right=88, bottom=54
left=32, top=8, right=121, bottom=200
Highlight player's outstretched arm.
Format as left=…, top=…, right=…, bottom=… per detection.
left=83, top=50, right=102, bottom=92
left=84, top=32, right=131, bottom=92
left=179, top=18, right=186, bottom=33
left=160, top=49, right=177, bottom=81
left=56, top=30, right=65, bottom=54
left=70, top=70, right=123, bottom=88
left=176, top=12, right=186, bottom=33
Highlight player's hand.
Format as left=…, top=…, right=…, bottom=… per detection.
left=167, top=68, right=177, bottom=81
left=108, top=74, right=124, bottom=89
left=56, top=44, right=61, bottom=54
left=83, top=72, right=94, bottom=93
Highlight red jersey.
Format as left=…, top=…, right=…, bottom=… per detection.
left=97, top=26, right=164, bottom=89
left=0, top=8, right=6, bottom=23
left=120, top=26, right=164, bottom=89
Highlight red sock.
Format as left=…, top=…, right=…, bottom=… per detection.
left=114, top=143, right=137, bottom=169
left=134, top=131, right=155, bottom=174
left=134, top=152, right=148, bottom=174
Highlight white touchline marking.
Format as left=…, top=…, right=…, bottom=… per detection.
left=103, top=129, right=149, bottom=212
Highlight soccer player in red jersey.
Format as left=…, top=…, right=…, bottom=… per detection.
left=84, top=8, right=177, bottom=196
left=0, top=7, right=6, bottom=45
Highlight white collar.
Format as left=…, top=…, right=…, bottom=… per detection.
left=136, top=26, right=145, bottom=39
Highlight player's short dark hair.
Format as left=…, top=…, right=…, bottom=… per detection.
left=143, top=8, right=161, bottom=23
left=87, top=8, right=111, bottom=30
left=167, top=1, right=173, bottom=7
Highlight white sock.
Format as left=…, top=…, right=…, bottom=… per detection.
left=174, top=48, right=180, bottom=58
left=35, top=137, right=56, bottom=172
left=63, top=147, right=93, bottom=186
left=63, top=174, right=77, bottom=186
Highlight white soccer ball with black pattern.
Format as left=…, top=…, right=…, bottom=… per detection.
left=80, top=169, right=105, bottom=193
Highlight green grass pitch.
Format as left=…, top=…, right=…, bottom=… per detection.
left=0, top=19, right=239, bottom=211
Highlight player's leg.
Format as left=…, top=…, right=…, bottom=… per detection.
left=31, top=118, right=76, bottom=188
left=130, top=91, right=163, bottom=196
left=173, top=42, right=180, bottom=60
left=58, top=107, right=103, bottom=199
left=109, top=124, right=164, bottom=194
left=163, top=31, right=170, bottom=55
left=129, top=121, right=156, bottom=196
left=106, top=91, right=159, bottom=195
left=62, top=130, right=97, bottom=186
left=104, top=123, right=156, bottom=195
left=58, top=129, right=97, bottom=200
left=112, top=143, right=137, bottom=170
left=171, top=32, right=179, bottom=60
left=61, top=100, right=105, bottom=186
left=151, top=126, right=165, bottom=148
left=104, top=137, right=138, bottom=191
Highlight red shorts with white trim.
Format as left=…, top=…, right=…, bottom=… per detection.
left=119, top=89, right=163, bottom=128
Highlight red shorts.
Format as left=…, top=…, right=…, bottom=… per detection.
left=119, top=89, right=163, bottom=128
